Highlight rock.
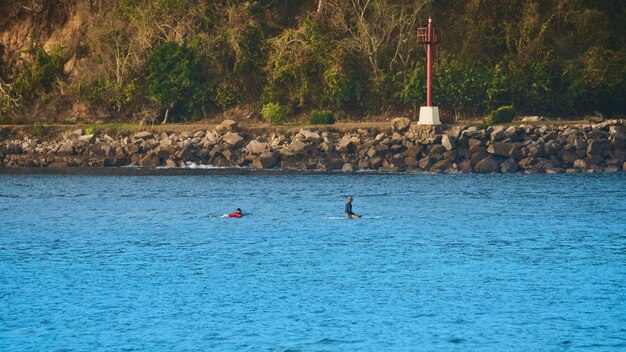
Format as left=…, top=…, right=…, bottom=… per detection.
left=194, top=131, right=206, bottom=139
left=286, top=140, right=307, bottom=154
left=490, top=126, right=506, bottom=142
left=139, top=153, right=160, bottom=167
left=298, top=129, right=322, bottom=143
left=245, top=140, right=269, bottom=154
left=391, top=117, right=411, bottom=132
left=468, top=138, right=483, bottom=149
left=320, top=141, right=334, bottom=152
left=561, top=150, right=578, bottom=165
left=527, top=142, right=545, bottom=158
left=222, top=132, right=244, bottom=147
left=521, top=116, right=544, bottom=122
left=588, top=128, right=608, bottom=140
left=338, top=136, right=359, bottom=152
left=133, top=131, right=152, bottom=139
left=252, top=152, right=279, bottom=169
left=430, top=159, right=452, bottom=172
left=67, top=129, right=83, bottom=139
left=586, top=140, right=602, bottom=157
left=280, top=159, right=299, bottom=170
left=216, top=119, right=238, bottom=134
left=104, top=157, right=128, bottom=167
left=573, top=138, right=587, bottom=150
left=48, top=161, right=68, bottom=168
left=474, top=155, right=500, bottom=173
left=418, top=156, right=433, bottom=170
left=500, top=158, right=519, bottom=173
left=370, top=156, right=384, bottom=169
left=57, top=142, right=74, bottom=155
left=78, top=134, right=95, bottom=143
left=318, top=158, right=344, bottom=171
left=441, top=135, right=457, bottom=151
left=342, top=163, right=355, bottom=172
left=573, top=159, right=588, bottom=169
left=546, top=167, right=563, bottom=174
left=469, top=146, right=488, bottom=166
left=487, top=142, right=513, bottom=157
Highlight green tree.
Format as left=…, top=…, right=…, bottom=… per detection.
left=146, top=41, right=208, bottom=123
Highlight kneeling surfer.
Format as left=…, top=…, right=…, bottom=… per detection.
left=345, top=196, right=362, bottom=218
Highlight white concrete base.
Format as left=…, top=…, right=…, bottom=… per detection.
left=418, top=106, right=441, bottom=125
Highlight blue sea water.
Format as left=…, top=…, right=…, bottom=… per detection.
left=0, top=171, right=625, bottom=351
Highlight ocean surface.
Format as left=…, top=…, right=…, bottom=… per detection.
left=0, top=170, right=625, bottom=351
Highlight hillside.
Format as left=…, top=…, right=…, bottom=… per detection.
left=1, top=0, right=624, bottom=124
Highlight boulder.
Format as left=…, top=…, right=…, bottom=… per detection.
left=337, top=136, right=359, bottom=152
left=57, top=142, right=74, bottom=155
left=418, top=156, right=433, bottom=170
left=370, top=156, right=384, bottom=169
left=474, top=155, right=500, bottom=173
left=500, top=158, right=519, bottom=173
left=133, top=131, right=152, bottom=139
left=521, top=116, right=544, bottom=122
left=320, top=141, right=334, bottom=152
left=139, top=153, right=160, bottom=167
left=66, top=129, right=83, bottom=140
left=342, top=163, right=355, bottom=172
left=48, top=161, right=68, bottom=168
left=573, top=159, right=588, bottom=169
left=469, top=146, right=488, bottom=166
left=222, top=132, right=244, bottom=147
left=252, top=152, right=279, bottom=169
left=78, top=134, right=95, bottom=143
left=216, top=119, right=238, bottom=134
left=298, top=129, right=322, bottom=143
left=561, top=150, right=578, bottom=165
left=430, top=159, right=452, bottom=172
left=527, top=142, right=545, bottom=158
left=490, top=127, right=506, bottom=142
left=318, top=158, right=344, bottom=171
left=573, top=138, right=587, bottom=150
left=391, top=117, right=411, bottom=132
left=103, top=157, right=128, bottom=167
left=245, top=140, right=269, bottom=154
left=441, top=135, right=457, bottom=151
left=286, top=140, right=307, bottom=154
left=586, top=140, right=602, bottom=157
left=487, top=142, right=513, bottom=157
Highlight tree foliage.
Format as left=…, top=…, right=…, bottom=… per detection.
left=0, top=0, right=624, bottom=122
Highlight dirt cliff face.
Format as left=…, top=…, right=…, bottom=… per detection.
left=1, top=1, right=72, bottom=80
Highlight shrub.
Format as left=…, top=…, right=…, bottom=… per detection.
left=308, top=110, right=334, bottom=124
left=489, top=106, right=516, bottom=124
left=261, top=102, right=287, bottom=124
left=13, top=47, right=64, bottom=99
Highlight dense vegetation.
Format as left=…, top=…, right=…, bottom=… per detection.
left=0, top=0, right=624, bottom=123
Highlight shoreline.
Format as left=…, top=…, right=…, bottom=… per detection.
left=1, top=119, right=624, bottom=174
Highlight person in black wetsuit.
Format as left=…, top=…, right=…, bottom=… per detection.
left=345, top=195, right=362, bottom=218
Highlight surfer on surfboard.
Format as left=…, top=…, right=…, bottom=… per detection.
left=345, top=196, right=362, bottom=218
left=226, top=208, right=243, bottom=218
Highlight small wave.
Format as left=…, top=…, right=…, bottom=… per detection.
left=0, top=194, right=20, bottom=198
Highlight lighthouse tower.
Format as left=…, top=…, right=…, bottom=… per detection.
left=416, top=17, right=441, bottom=125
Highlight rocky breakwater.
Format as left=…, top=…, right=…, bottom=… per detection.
left=1, top=118, right=625, bottom=173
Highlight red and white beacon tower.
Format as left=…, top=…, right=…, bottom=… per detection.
left=416, top=17, right=441, bottom=125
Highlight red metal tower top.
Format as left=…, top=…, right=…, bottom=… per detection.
left=416, top=17, right=440, bottom=107
left=416, top=17, right=440, bottom=45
